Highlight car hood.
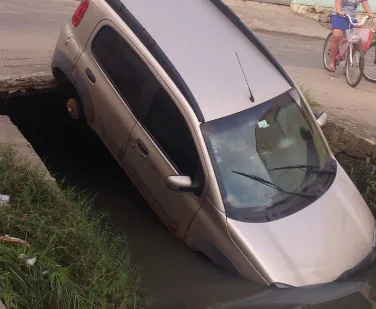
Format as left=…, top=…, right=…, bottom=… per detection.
left=227, top=164, right=375, bottom=287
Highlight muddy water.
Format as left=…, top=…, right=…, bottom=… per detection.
left=4, top=91, right=376, bottom=309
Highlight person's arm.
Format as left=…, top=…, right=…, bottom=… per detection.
left=362, top=1, right=374, bottom=19
left=335, top=0, right=345, bottom=16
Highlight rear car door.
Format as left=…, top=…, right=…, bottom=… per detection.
left=125, top=87, right=206, bottom=239
left=74, top=21, right=158, bottom=164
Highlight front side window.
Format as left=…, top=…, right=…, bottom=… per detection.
left=143, top=89, right=204, bottom=195
left=201, top=89, right=336, bottom=222
left=92, top=26, right=156, bottom=111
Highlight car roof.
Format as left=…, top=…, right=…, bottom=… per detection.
left=112, top=0, right=291, bottom=122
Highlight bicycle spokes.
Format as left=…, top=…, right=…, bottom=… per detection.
left=345, top=44, right=365, bottom=87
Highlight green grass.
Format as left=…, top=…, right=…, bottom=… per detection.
left=336, top=154, right=376, bottom=213
left=364, top=167, right=376, bottom=211
left=0, top=145, right=148, bottom=309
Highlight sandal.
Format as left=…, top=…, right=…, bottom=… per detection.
left=328, top=66, right=336, bottom=72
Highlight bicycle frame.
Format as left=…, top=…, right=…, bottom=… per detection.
left=337, top=15, right=371, bottom=65
left=338, top=37, right=349, bottom=59
left=338, top=39, right=362, bottom=67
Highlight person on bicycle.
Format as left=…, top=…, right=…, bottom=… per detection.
left=328, top=0, right=374, bottom=72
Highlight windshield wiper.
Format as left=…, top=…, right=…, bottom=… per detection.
left=232, top=171, right=316, bottom=198
left=270, top=165, right=335, bottom=174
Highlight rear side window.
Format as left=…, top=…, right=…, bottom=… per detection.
left=91, top=26, right=156, bottom=111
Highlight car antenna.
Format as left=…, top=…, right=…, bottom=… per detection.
left=235, top=52, right=254, bottom=102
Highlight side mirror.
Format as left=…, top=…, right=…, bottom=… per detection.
left=165, top=175, right=198, bottom=193
left=314, top=111, right=327, bottom=127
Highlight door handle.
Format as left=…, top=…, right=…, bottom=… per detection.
left=85, top=68, right=96, bottom=83
left=135, top=139, right=149, bottom=156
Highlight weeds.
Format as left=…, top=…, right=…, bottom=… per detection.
left=336, top=153, right=376, bottom=214
left=0, top=145, right=148, bottom=308
left=364, top=167, right=376, bottom=211
left=299, top=85, right=321, bottom=108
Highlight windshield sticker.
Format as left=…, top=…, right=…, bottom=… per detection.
left=209, top=138, right=222, bottom=163
left=258, top=120, right=269, bottom=129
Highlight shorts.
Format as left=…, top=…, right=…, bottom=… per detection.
left=331, top=15, right=356, bottom=33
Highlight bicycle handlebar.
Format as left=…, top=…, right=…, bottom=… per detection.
left=344, top=14, right=370, bottom=26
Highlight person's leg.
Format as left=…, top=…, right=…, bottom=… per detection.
left=328, top=15, right=348, bottom=71
left=329, top=29, right=344, bottom=71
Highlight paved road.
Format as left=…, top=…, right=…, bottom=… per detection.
left=256, top=30, right=376, bottom=141
left=0, top=0, right=76, bottom=76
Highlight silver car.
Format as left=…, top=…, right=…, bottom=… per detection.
left=51, top=0, right=376, bottom=287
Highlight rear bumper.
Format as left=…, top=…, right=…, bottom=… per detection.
left=51, top=23, right=77, bottom=83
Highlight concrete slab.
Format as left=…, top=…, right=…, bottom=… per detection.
left=0, top=116, right=50, bottom=174
left=0, top=73, right=56, bottom=92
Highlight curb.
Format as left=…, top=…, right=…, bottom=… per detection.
left=0, top=72, right=56, bottom=93
left=253, top=28, right=328, bottom=40
left=323, top=121, right=376, bottom=163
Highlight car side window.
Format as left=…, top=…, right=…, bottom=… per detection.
left=91, top=26, right=156, bottom=112
left=143, top=89, right=204, bottom=193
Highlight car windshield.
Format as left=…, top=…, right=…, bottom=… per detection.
left=201, top=88, right=336, bottom=221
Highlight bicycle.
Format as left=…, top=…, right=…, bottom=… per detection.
left=363, top=35, right=376, bottom=83
left=323, top=15, right=373, bottom=87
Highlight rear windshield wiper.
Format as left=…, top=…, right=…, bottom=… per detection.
left=232, top=171, right=316, bottom=198
left=270, top=165, right=335, bottom=174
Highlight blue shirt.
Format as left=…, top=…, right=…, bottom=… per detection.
left=333, top=0, right=367, bottom=18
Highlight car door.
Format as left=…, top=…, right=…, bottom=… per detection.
left=74, top=21, right=157, bottom=164
left=124, top=87, right=206, bottom=239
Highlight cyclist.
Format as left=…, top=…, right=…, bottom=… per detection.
left=328, top=0, right=374, bottom=72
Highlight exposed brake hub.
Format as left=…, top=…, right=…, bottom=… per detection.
left=66, top=98, right=82, bottom=120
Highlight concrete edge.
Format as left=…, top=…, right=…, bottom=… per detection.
left=0, top=72, right=57, bottom=93
left=323, top=120, right=376, bottom=163
left=253, top=28, right=327, bottom=40
left=0, top=116, right=53, bottom=177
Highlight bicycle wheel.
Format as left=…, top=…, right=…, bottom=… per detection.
left=345, top=44, right=365, bottom=87
left=363, top=41, right=376, bottom=83
left=323, top=32, right=333, bottom=71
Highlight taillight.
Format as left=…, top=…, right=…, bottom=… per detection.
left=72, top=0, right=90, bottom=27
